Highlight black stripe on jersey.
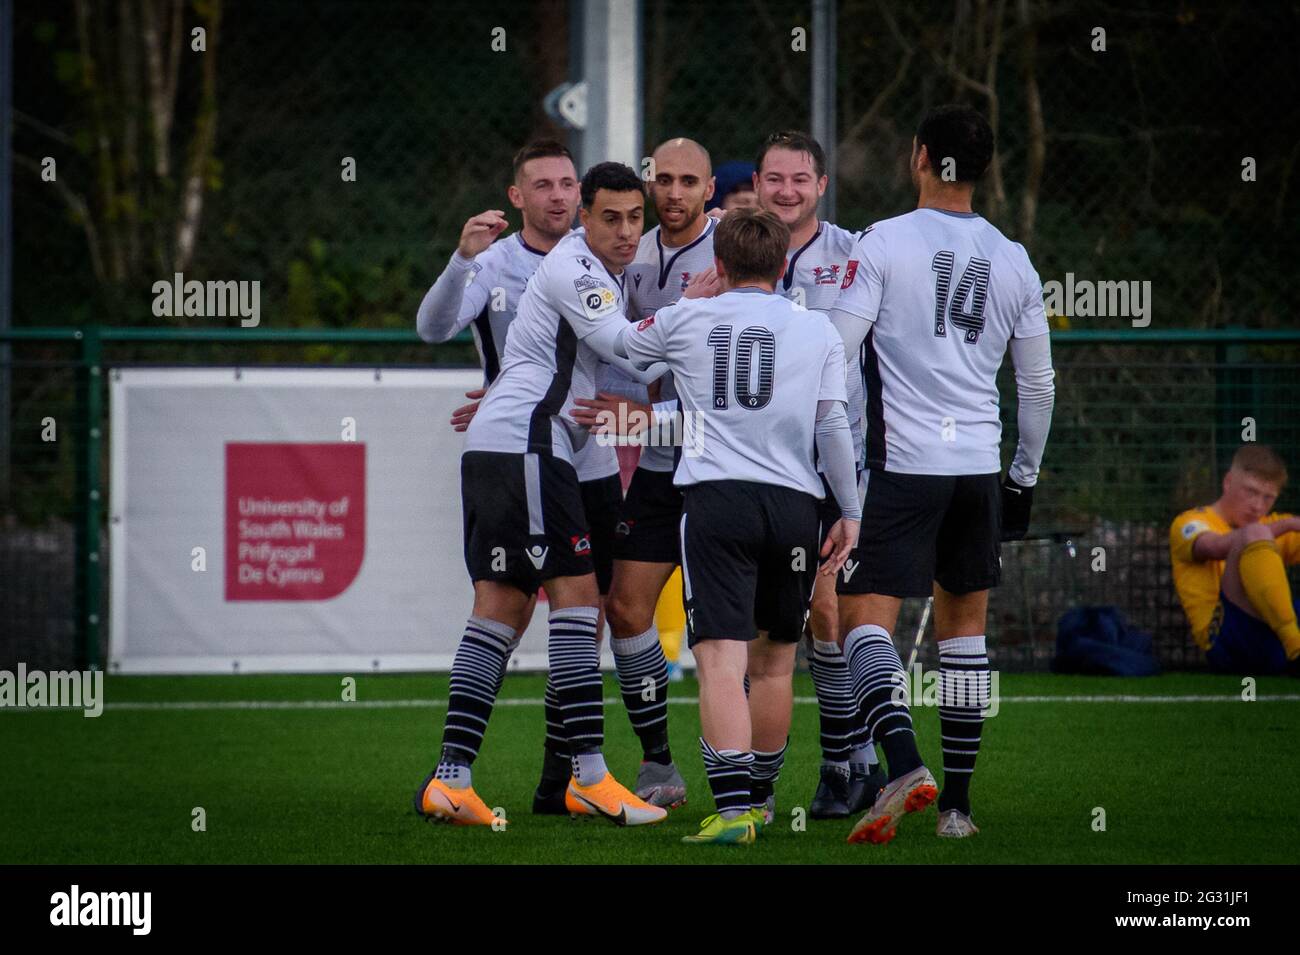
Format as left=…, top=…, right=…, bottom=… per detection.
left=861, top=326, right=887, bottom=469
left=472, top=305, right=501, bottom=384
left=656, top=218, right=716, bottom=290
left=782, top=222, right=823, bottom=291
left=527, top=320, right=579, bottom=455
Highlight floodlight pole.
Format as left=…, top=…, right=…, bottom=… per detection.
left=576, top=0, right=642, bottom=173
left=0, top=0, right=12, bottom=504
left=811, top=0, right=837, bottom=223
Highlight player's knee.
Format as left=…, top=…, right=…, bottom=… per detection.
left=809, top=600, right=837, bottom=643
left=606, top=592, right=651, bottom=638
left=748, top=645, right=796, bottom=681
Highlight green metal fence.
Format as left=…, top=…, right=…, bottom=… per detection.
left=2, top=327, right=1298, bottom=673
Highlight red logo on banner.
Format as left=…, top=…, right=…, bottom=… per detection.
left=225, top=443, right=365, bottom=601
left=841, top=260, right=859, bottom=289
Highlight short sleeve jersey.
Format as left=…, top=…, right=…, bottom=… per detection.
left=622, top=287, right=846, bottom=498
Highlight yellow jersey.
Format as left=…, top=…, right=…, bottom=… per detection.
left=1169, top=506, right=1300, bottom=649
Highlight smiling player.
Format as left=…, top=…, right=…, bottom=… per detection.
left=754, top=131, right=884, bottom=819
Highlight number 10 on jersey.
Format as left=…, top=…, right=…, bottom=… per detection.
left=707, top=324, right=777, bottom=410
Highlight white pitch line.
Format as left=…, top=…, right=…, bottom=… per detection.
left=10, top=692, right=1289, bottom=713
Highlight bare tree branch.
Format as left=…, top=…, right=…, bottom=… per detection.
left=13, top=111, right=75, bottom=146
left=174, top=0, right=221, bottom=271
left=75, top=0, right=125, bottom=282
left=141, top=0, right=174, bottom=178
left=1017, top=0, right=1045, bottom=246
left=119, top=0, right=142, bottom=273
left=15, top=153, right=107, bottom=285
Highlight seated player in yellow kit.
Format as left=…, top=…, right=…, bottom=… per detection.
left=1170, top=444, right=1300, bottom=676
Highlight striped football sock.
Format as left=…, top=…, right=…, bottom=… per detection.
left=537, top=674, right=571, bottom=793
left=612, top=626, right=672, bottom=763
left=438, top=615, right=518, bottom=779
left=700, top=737, right=754, bottom=818
left=842, top=624, right=922, bottom=781
left=937, top=635, right=990, bottom=815
left=750, top=739, right=789, bottom=810
left=547, top=606, right=606, bottom=783
left=809, top=638, right=855, bottom=765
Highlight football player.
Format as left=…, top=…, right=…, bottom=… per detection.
left=413, top=162, right=669, bottom=828
left=754, top=131, right=885, bottom=818
left=829, top=105, right=1055, bottom=842
left=617, top=208, right=861, bottom=844
left=571, top=138, right=719, bottom=809
left=414, top=140, right=626, bottom=816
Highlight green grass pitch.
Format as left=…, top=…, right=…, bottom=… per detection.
left=2, top=672, right=1296, bottom=864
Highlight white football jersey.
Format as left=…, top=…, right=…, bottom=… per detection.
left=622, top=287, right=847, bottom=498
left=778, top=221, right=866, bottom=468
left=615, top=217, right=720, bottom=472
left=444, top=232, right=616, bottom=481
left=833, top=207, right=1050, bottom=475
left=464, top=229, right=632, bottom=467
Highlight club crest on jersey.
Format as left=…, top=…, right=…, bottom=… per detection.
left=571, top=534, right=592, bottom=555
left=637, top=316, right=655, bottom=331
left=680, top=271, right=691, bottom=291
left=812, top=264, right=840, bottom=286
left=841, top=260, right=859, bottom=289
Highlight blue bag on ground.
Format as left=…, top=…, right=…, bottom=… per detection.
left=1052, top=606, right=1161, bottom=676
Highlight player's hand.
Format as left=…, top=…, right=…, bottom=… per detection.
left=456, top=211, right=508, bottom=259
left=1000, top=476, right=1034, bottom=541
left=819, top=518, right=859, bottom=576
left=450, top=388, right=487, bottom=432
left=682, top=266, right=721, bottom=299
left=570, top=393, right=651, bottom=436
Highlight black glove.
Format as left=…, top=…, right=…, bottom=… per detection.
left=1000, top=476, right=1034, bottom=542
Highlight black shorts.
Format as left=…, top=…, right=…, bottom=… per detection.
left=681, top=481, right=820, bottom=646
left=613, top=467, right=683, bottom=565
left=462, top=450, right=593, bottom=595
left=815, top=470, right=862, bottom=546
left=580, top=473, right=622, bottom=595
left=837, top=469, right=1001, bottom=599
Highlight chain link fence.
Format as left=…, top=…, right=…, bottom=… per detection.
left=15, top=1, right=1296, bottom=329
left=7, top=1, right=1299, bottom=670
left=3, top=332, right=1297, bottom=672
